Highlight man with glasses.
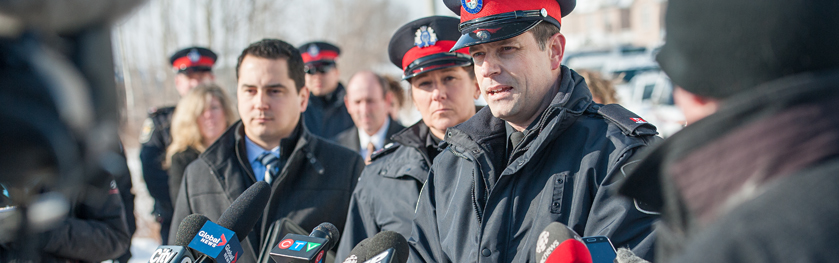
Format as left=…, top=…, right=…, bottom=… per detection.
left=298, top=41, right=355, bottom=140
left=139, top=46, right=216, bottom=245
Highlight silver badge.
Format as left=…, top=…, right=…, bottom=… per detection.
left=187, top=49, right=200, bottom=62
left=414, top=26, right=438, bottom=48
left=476, top=30, right=490, bottom=40
left=308, top=44, right=320, bottom=56
left=541, top=8, right=548, bottom=17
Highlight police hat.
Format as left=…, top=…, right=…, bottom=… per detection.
left=443, top=0, right=576, bottom=51
left=389, top=16, right=473, bottom=80
left=298, top=41, right=341, bottom=65
left=169, top=47, right=217, bottom=73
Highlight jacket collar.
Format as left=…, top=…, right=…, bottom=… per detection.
left=446, top=65, right=593, bottom=151
left=200, top=118, right=317, bottom=192
left=311, top=83, right=347, bottom=108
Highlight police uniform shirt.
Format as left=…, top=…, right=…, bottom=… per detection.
left=426, top=128, right=445, bottom=162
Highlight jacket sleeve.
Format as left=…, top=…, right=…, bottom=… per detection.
left=407, top=168, right=447, bottom=263
left=40, top=175, right=131, bottom=262
left=168, top=150, right=196, bottom=206
left=335, top=172, right=381, bottom=262
left=140, top=119, right=172, bottom=208
left=582, top=148, right=658, bottom=261
left=169, top=162, right=197, bottom=243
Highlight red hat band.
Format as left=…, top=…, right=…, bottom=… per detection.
left=302, top=50, right=340, bottom=64
left=402, top=41, right=468, bottom=71
left=460, top=0, right=562, bottom=25
left=172, top=56, right=215, bottom=70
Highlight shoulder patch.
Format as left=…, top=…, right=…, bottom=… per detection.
left=597, top=104, right=658, bottom=136
left=370, top=142, right=401, bottom=162
left=139, top=117, right=154, bottom=144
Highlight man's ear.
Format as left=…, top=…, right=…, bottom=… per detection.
left=472, top=79, right=481, bottom=100
left=299, top=86, right=310, bottom=112
left=549, top=33, right=566, bottom=71
left=385, top=91, right=393, bottom=104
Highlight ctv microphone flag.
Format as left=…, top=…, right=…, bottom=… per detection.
left=188, top=220, right=242, bottom=263
left=270, top=234, right=328, bottom=263
left=270, top=222, right=340, bottom=263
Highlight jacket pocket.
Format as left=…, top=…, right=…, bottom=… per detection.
left=550, top=171, right=570, bottom=214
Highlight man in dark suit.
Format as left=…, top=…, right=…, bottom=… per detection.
left=333, top=70, right=405, bottom=163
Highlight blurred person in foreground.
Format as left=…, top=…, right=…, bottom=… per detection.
left=577, top=69, right=619, bottom=104
left=407, top=0, right=661, bottom=262
left=170, top=39, right=364, bottom=262
left=335, top=16, right=480, bottom=262
left=617, top=0, right=839, bottom=262
left=299, top=41, right=355, bottom=140
left=333, top=71, right=405, bottom=163
left=139, top=46, right=217, bottom=244
left=164, top=83, right=236, bottom=201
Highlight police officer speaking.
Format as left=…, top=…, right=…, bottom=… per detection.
left=407, top=0, right=660, bottom=262
left=139, top=46, right=217, bottom=245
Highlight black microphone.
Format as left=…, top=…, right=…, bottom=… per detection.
left=269, top=222, right=341, bottom=263
left=342, top=237, right=373, bottom=263
left=148, top=214, right=209, bottom=263
left=342, top=231, right=408, bottom=263
left=187, top=181, right=271, bottom=263
left=217, top=181, right=272, bottom=242
left=535, top=222, right=586, bottom=263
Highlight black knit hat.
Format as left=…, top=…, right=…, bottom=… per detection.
left=657, top=0, right=839, bottom=98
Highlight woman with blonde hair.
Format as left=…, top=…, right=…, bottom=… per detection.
left=165, top=83, right=236, bottom=202
left=577, top=69, right=619, bottom=104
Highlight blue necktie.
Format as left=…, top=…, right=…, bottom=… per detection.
left=257, top=152, right=279, bottom=183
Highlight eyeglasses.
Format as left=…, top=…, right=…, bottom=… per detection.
left=304, top=63, right=335, bottom=75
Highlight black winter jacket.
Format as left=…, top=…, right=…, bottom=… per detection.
left=170, top=120, right=365, bottom=263
left=303, top=83, right=355, bottom=140
left=335, top=121, right=435, bottom=262
left=408, top=66, right=660, bottom=263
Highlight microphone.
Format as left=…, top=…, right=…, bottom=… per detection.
left=269, top=222, right=341, bottom=263
left=342, top=237, right=373, bottom=263
left=188, top=181, right=271, bottom=263
left=217, top=181, right=272, bottom=242
left=535, top=222, right=590, bottom=263
left=544, top=239, right=592, bottom=263
left=148, top=214, right=210, bottom=263
left=341, top=231, right=408, bottom=263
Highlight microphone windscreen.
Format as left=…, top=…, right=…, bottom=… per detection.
left=545, top=239, right=592, bottom=263
left=173, top=214, right=211, bottom=246
left=311, top=222, right=340, bottom=251
left=344, top=237, right=373, bottom=262
left=217, top=181, right=271, bottom=241
left=536, top=222, right=582, bottom=263
left=365, top=231, right=409, bottom=263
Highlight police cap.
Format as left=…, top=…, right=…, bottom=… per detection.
left=443, top=0, right=576, bottom=51
left=298, top=41, right=341, bottom=65
left=389, top=16, right=473, bottom=80
left=169, top=47, right=217, bottom=73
